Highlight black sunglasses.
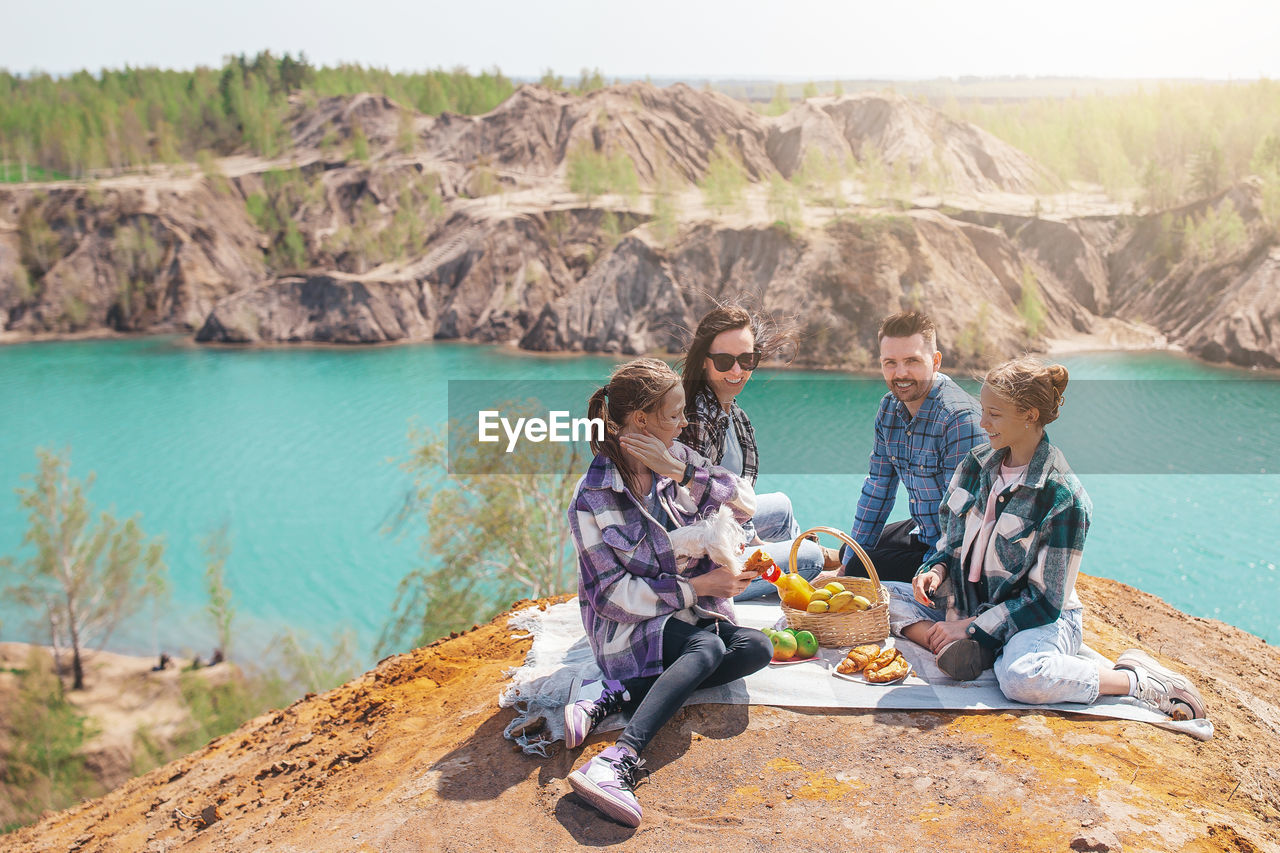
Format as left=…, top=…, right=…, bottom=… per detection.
left=707, top=350, right=761, bottom=372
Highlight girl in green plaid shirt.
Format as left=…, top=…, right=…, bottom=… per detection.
left=886, top=358, right=1208, bottom=721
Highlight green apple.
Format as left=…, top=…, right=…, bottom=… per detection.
left=794, top=630, right=819, bottom=659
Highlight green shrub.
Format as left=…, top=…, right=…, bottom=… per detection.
left=600, top=210, right=622, bottom=248
left=767, top=173, right=803, bottom=232
left=767, top=84, right=791, bottom=116
left=793, top=149, right=850, bottom=208
left=1182, top=199, right=1249, bottom=262
left=13, top=261, right=34, bottom=301
left=245, top=167, right=321, bottom=272
left=855, top=142, right=889, bottom=204
left=325, top=170, right=444, bottom=268
left=1019, top=263, right=1046, bottom=339
left=349, top=126, right=370, bottom=163
left=2, top=648, right=100, bottom=826
left=1154, top=211, right=1184, bottom=266
left=574, top=68, right=606, bottom=94
left=699, top=140, right=748, bottom=215
left=62, top=295, right=90, bottom=328
left=651, top=192, right=680, bottom=245
left=467, top=163, right=502, bottom=197
left=1260, top=172, right=1280, bottom=232
left=18, top=200, right=61, bottom=276
left=397, top=110, right=417, bottom=155
left=955, top=303, right=991, bottom=362
left=197, top=149, right=233, bottom=196
left=566, top=140, right=639, bottom=205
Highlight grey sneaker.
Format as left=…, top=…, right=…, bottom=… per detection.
left=564, top=677, right=628, bottom=749
left=1115, top=649, right=1207, bottom=721
left=567, top=745, right=648, bottom=827
left=935, top=638, right=996, bottom=681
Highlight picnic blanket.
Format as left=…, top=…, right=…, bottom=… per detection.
left=499, top=599, right=1213, bottom=754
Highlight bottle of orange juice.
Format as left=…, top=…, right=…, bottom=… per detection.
left=758, top=562, right=816, bottom=610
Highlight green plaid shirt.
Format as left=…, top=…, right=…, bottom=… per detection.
left=921, top=434, right=1092, bottom=650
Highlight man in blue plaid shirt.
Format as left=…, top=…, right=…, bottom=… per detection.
left=839, top=312, right=983, bottom=583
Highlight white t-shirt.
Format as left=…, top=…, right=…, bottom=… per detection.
left=720, top=416, right=745, bottom=478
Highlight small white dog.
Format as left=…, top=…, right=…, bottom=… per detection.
left=666, top=505, right=748, bottom=575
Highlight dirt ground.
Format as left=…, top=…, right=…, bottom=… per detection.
left=5, top=573, right=1279, bottom=853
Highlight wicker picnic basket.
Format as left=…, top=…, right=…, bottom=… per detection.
left=780, top=526, right=889, bottom=647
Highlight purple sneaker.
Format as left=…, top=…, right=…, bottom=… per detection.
left=567, top=745, right=648, bottom=827
left=564, top=677, right=628, bottom=749
left=1115, top=649, right=1207, bottom=721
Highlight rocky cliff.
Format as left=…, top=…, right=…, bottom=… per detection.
left=5, top=574, right=1278, bottom=852
left=2, top=84, right=1277, bottom=369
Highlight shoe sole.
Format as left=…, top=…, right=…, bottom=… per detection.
left=1115, top=649, right=1207, bottom=720
left=936, top=640, right=988, bottom=681
left=564, top=676, right=585, bottom=749
left=568, top=769, right=642, bottom=827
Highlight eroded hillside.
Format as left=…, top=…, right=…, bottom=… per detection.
left=2, top=84, right=1277, bottom=368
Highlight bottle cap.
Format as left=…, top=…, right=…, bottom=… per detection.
left=760, top=563, right=780, bottom=583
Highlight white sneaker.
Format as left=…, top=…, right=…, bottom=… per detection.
left=567, top=745, right=647, bottom=827
left=1115, top=649, right=1207, bottom=720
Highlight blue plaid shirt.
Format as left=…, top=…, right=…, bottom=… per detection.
left=849, top=372, right=983, bottom=564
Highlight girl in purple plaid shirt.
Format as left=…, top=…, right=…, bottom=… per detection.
left=563, top=358, right=772, bottom=827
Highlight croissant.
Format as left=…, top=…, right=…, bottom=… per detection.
left=866, top=655, right=910, bottom=683
left=743, top=549, right=775, bottom=576
left=865, top=647, right=901, bottom=671
left=837, top=644, right=882, bottom=674
left=864, top=648, right=910, bottom=683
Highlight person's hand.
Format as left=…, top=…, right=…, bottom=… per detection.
left=912, top=566, right=945, bottom=606
left=619, top=432, right=683, bottom=481
left=924, top=618, right=975, bottom=654
left=689, top=563, right=753, bottom=599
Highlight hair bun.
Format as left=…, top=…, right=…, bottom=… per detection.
left=1045, top=364, right=1069, bottom=397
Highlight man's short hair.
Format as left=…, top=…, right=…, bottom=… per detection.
left=878, top=311, right=937, bottom=352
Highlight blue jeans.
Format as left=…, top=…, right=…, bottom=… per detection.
left=885, top=581, right=1099, bottom=705
left=735, top=491, right=823, bottom=601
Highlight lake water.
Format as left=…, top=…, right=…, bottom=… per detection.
left=1, top=337, right=1276, bottom=664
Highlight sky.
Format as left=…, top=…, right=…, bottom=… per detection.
left=5, top=0, right=1279, bottom=80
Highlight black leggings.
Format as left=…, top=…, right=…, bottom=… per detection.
left=616, top=618, right=772, bottom=755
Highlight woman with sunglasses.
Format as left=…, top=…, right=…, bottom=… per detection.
left=679, top=305, right=838, bottom=600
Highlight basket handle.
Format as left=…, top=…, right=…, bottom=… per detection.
left=787, top=526, right=883, bottom=603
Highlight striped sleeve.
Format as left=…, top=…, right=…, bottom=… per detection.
left=569, top=502, right=694, bottom=625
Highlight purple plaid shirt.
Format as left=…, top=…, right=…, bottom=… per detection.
left=568, top=442, right=755, bottom=680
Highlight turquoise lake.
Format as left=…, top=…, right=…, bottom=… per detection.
left=1, top=337, right=1277, bottom=664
